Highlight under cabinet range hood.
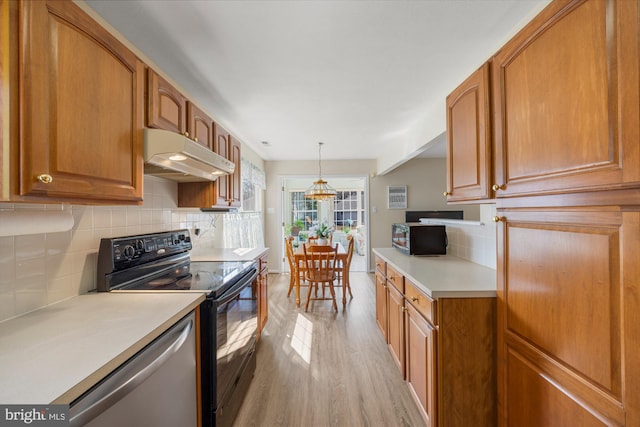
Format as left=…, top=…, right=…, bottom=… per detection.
left=143, top=128, right=235, bottom=182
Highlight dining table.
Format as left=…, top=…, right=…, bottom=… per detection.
left=292, top=242, right=350, bottom=306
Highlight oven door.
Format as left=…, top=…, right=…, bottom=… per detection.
left=200, top=267, right=258, bottom=427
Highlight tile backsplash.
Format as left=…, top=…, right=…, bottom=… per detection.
left=444, top=204, right=497, bottom=269
left=0, top=176, right=237, bottom=323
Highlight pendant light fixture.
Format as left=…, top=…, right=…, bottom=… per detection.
left=305, top=142, right=337, bottom=200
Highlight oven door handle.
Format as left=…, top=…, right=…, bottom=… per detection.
left=69, top=315, right=193, bottom=426
left=217, top=267, right=259, bottom=306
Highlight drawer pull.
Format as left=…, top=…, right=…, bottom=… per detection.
left=37, top=174, right=53, bottom=184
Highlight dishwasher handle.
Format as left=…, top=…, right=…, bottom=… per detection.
left=69, top=314, right=194, bottom=426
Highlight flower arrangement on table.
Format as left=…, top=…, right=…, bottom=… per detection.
left=310, top=221, right=334, bottom=242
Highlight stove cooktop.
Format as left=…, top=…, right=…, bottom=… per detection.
left=119, top=260, right=256, bottom=298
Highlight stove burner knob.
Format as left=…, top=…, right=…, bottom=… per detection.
left=123, top=245, right=135, bottom=260
left=135, top=239, right=144, bottom=251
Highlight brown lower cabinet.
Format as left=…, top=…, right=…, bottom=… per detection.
left=375, top=256, right=496, bottom=426
left=496, top=208, right=639, bottom=426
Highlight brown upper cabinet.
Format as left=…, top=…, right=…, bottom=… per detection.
left=146, top=68, right=188, bottom=135
left=445, top=62, right=492, bottom=203
left=7, top=0, right=144, bottom=204
left=492, top=0, right=640, bottom=199
left=187, top=102, right=214, bottom=150
left=447, top=0, right=640, bottom=203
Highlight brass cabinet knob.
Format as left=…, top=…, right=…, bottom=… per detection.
left=411, top=296, right=419, bottom=302
left=37, top=174, right=53, bottom=184
left=443, top=191, right=451, bottom=196
left=194, top=137, right=198, bottom=142
left=493, top=216, right=505, bottom=223
left=401, top=307, right=407, bottom=313
left=492, top=184, right=505, bottom=192
left=183, top=131, right=190, bottom=138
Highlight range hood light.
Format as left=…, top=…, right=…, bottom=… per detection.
left=169, top=154, right=188, bottom=161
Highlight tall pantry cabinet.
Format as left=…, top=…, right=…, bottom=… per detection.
left=446, top=0, right=640, bottom=425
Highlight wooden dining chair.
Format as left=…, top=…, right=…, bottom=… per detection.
left=302, top=243, right=339, bottom=312
left=285, top=236, right=305, bottom=297
left=333, top=235, right=355, bottom=304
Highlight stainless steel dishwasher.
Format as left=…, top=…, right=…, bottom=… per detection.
left=69, top=312, right=197, bottom=427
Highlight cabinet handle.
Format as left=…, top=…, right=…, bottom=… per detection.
left=493, top=216, right=505, bottom=223
left=492, top=184, right=505, bottom=192
left=401, top=307, right=407, bottom=313
left=182, top=131, right=190, bottom=138
left=194, top=137, right=198, bottom=142
left=443, top=191, right=451, bottom=196
left=411, top=296, right=419, bottom=302
left=37, top=174, right=53, bottom=184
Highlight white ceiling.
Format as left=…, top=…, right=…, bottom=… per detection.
left=83, top=0, right=549, bottom=168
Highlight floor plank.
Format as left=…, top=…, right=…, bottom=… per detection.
left=234, top=272, right=425, bottom=427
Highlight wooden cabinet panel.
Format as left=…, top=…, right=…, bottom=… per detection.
left=493, top=0, right=640, bottom=198
left=405, top=303, right=436, bottom=427
left=386, top=264, right=403, bottom=293
left=147, top=68, right=187, bottom=134
left=374, top=256, right=386, bottom=276
left=405, top=279, right=437, bottom=326
left=375, top=271, right=388, bottom=340
left=387, top=283, right=405, bottom=376
left=445, top=62, right=492, bottom=202
left=439, top=297, right=496, bottom=427
left=228, top=136, right=242, bottom=207
left=187, top=102, right=213, bottom=150
left=497, top=209, right=627, bottom=425
left=17, top=0, right=143, bottom=203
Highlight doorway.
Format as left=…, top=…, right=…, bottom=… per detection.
left=281, top=175, right=369, bottom=273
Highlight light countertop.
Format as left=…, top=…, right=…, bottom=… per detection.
left=373, top=248, right=496, bottom=298
left=190, top=247, right=268, bottom=262
left=0, top=292, right=205, bottom=405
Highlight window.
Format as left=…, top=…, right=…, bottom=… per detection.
left=241, top=158, right=265, bottom=212
left=334, top=190, right=365, bottom=230
left=291, top=191, right=317, bottom=230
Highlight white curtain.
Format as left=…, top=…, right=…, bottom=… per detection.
left=222, top=212, right=265, bottom=248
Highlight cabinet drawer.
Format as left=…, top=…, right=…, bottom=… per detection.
left=375, top=256, right=386, bottom=276
left=405, top=279, right=436, bottom=326
left=386, top=264, right=404, bottom=293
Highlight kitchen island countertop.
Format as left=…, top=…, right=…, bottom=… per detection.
left=0, top=292, right=205, bottom=405
left=373, top=248, right=496, bottom=298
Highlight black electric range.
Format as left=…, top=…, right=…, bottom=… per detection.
left=96, top=229, right=259, bottom=427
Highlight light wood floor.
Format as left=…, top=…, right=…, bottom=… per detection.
left=234, top=272, right=425, bottom=427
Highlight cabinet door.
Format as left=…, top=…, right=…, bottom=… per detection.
left=214, top=124, right=231, bottom=206
left=375, top=271, right=388, bottom=340
left=405, top=303, right=436, bottom=427
left=186, top=102, right=213, bottom=150
left=18, top=0, right=143, bottom=203
left=228, top=137, right=242, bottom=207
left=147, top=68, right=187, bottom=134
left=496, top=209, right=633, bottom=426
left=493, top=0, right=640, bottom=198
left=445, top=62, right=492, bottom=202
left=387, top=283, right=405, bottom=376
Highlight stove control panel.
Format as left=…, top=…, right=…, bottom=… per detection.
left=97, top=229, right=192, bottom=281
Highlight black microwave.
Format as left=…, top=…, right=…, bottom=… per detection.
left=391, top=223, right=448, bottom=256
